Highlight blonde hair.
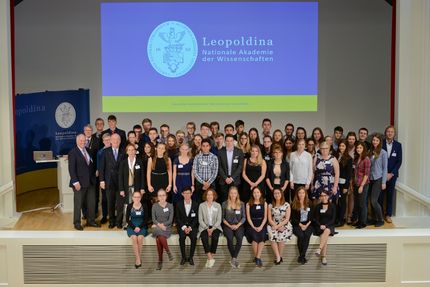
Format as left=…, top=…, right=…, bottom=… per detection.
left=250, top=145, right=264, bottom=166
left=227, top=186, right=241, bottom=210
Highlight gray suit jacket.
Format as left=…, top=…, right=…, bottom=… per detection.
left=198, top=201, right=223, bottom=236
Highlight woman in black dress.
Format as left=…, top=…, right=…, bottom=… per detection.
left=313, top=190, right=336, bottom=266
left=147, top=143, right=172, bottom=201
left=242, top=145, right=267, bottom=203
left=291, top=187, right=313, bottom=265
left=245, top=187, right=267, bottom=267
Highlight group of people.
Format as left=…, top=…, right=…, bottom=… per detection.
left=68, top=115, right=402, bottom=269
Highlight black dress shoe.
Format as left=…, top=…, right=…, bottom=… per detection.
left=108, top=223, right=115, bottom=229
left=355, top=223, right=367, bottom=229
left=74, top=224, right=84, bottom=231
left=117, top=224, right=123, bottom=229
left=189, top=258, right=194, bottom=266
left=135, top=263, right=141, bottom=269
left=374, top=221, right=384, bottom=227
left=180, top=258, right=186, bottom=265
left=100, top=217, right=108, bottom=224
left=87, top=222, right=100, bottom=228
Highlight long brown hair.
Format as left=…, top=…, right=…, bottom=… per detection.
left=370, top=133, right=383, bottom=159
left=151, top=143, right=169, bottom=170
left=355, top=142, right=368, bottom=162
left=272, top=188, right=286, bottom=206
left=334, top=139, right=351, bottom=167
left=248, top=187, right=265, bottom=207
left=291, top=187, right=310, bottom=211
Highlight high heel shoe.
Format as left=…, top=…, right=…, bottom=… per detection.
left=134, top=263, right=141, bottom=269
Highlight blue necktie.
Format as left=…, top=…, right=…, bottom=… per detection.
left=114, top=149, right=118, bottom=161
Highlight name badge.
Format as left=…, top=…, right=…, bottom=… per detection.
left=202, top=161, right=208, bottom=166
left=339, top=178, right=346, bottom=184
left=135, top=165, right=140, bottom=169
left=306, top=207, right=310, bottom=212
left=256, top=205, right=261, bottom=210
left=178, top=164, right=184, bottom=168
left=135, top=211, right=142, bottom=216
left=136, top=151, right=140, bottom=154
left=392, top=152, right=397, bottom=157
left=320, top=209, right=326, bottom=213
left=235, top=210, right=241, bottom=215
left=191, top=213, right=196, bottom=218
left=163, top=208, right=169, bottom=213
left=212, top=207, right=218, bottom=212
left=233, top=159, right=239, bottom=163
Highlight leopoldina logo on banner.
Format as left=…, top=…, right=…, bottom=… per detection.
left=147, top=21, right=198, bottom=78
left=55, top=102, right=76, bottom=129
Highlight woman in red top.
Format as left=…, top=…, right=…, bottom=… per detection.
left=353, top=142, right=371, bottom=229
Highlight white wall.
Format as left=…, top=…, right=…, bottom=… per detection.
left=14, top=0, right=392, bottom=135
left=0, top=0, right=17, bottom=225
left=394, top=0, right=430, bottom=216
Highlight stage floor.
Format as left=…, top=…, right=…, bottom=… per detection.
left=12, top=209, right=396, bottom=231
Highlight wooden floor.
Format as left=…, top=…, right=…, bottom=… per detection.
left=12, top=208, right=395, bottom=231
left=12, top=188, right=396, bottom=231
left=16, top=187, right=59, bottom=212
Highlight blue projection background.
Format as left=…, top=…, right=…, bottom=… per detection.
left=101, top=1, right=318, bottom=112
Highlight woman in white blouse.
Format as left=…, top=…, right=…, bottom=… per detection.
left=198, top=188, right=222, bottom=268
left=289, top=139, right=313, bottom=198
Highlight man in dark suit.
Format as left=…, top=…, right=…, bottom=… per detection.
left=175, top=187, right=199, bottom=265
left=217, top=134, right=244, bottom=203
left=381, top=125, right=402, bottom=223
left=101, top=114, right=127, bottom=150
left=99, top=133, right=126, bottom=229
left=118, top=144, right=146, bottom=226
left=82, top=124, right=101, bottom=219
left=68, top=134, right=100, bottom=230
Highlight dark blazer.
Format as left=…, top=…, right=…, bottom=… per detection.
left=175, top=199, right=199, bottom=233
left=98, top=146, right=126, bottom=188
left=217, top=147, right=244, bottom=185
left=86, top=134, right=101, bottom=162
left=101, top=128, right=127, bottom=150
left=118, top=157, right=146, bottom=197
left=313, top=202, right=336, bottom=234
left=291, top=205, right=313, bottom=226
left=68, top=146, right=96, bottom=188
left=382, top=139, right=402, bottom=178
left=338, top=155, right=353, bottom=187
left=266, top=160, right=290, bottom=187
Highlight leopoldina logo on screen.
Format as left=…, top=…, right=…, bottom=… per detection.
left=147, top=21, right=198, bottom=78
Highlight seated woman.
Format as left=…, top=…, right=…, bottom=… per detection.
left=222, top=186, right=246, bottom=269
left=198, top=188, right=222, bottom=269
left=125, top=190, right=148, bottom=269
left=267, top=188, right=293, bottom=265
left=290, top=187, right=313, bottom=265
left=313, top=189, right=336, bottom=265
left=151, top=189, right=174, bottom=270
left=245, top=187, right=268, bottom=267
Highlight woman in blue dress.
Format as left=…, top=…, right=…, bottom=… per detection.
left=173, top=143, right=194, bottom=204
left=126, top=190, right=148, bottom=269
left=311, top=141, right=340, bottom=202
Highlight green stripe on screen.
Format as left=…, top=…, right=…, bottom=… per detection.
left=102, top=95, right=317, bottom=112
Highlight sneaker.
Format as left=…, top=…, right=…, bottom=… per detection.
left=321, top=256, right=327, bottom=265
left=257, top=258, right=263, bottom=267
left=208, top=258, right=215, bottom=268
left=167, top=251, right=174, bottom=261
left=205, top=259, right=210, bottom=268
left=156, top=262, right=162, bottom=270
left=230, top=258, right=236, bottom=268
left=234, top=260, right=240, bottom=268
